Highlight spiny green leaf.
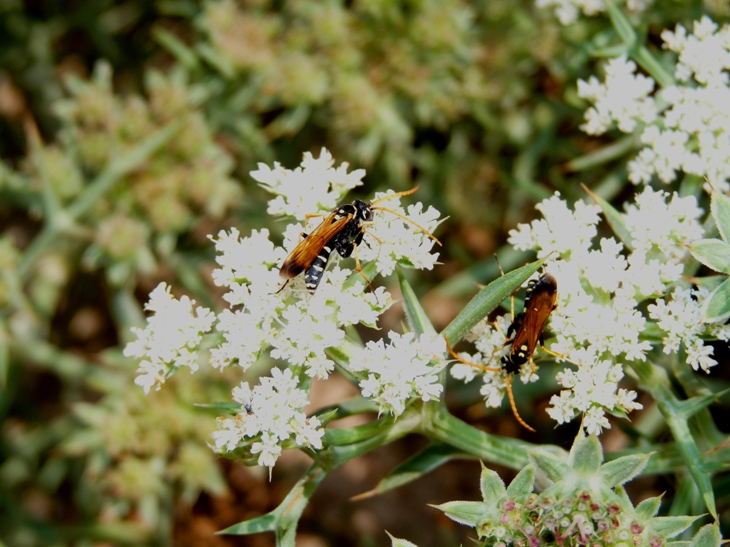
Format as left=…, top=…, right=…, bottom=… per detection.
left=528, top=449, right=569, bottom=483
left=634, top=495, right=662, bottom=520
left=689, top=239, right=730, bottom=274
left=505, top=465, right=535, bottom=499
left=442, top=258, right=546, bottom=344
left=601, top=452, right=652, bottom=487
left=690, top=523, right=721, bottom=547
left=480, top=462, right=507, bottom=503
left=646, top=515, right=700, bottom=540
left=433, top=500, right=487, bottom=527
left=711, top=190, right=730, bottom=244
left=701, top=277, right=730, bottom=322
left=398, top=268, right=436, bottom=336
left=582, top=183, right=634, bottom=249
left=569, top=435, right=602, bottom=474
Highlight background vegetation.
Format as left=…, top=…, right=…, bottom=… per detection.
left=0, top=1, right=728, bottom=546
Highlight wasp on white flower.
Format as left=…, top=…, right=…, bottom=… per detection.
left=125, top=148, right=443, bottom=473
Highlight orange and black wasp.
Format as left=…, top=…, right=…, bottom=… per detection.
left=278, top=187, right=440, bottom=295
left=446, top=272, right=560, bottom=432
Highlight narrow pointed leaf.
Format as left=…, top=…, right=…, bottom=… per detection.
left=690, top=523, right=721, bottom=547
left=442, top=258, right=546, bottom=344
left=195, top=402, right=242, bottom=414
left=434, top=500, right=487, bottom=527
left=398, top=269, right=435, bottom=336
left=701, top=277, right=730, bottom=322
left=357, top=444, right=464, bottom=498
left=634, top=495, right=662, bottom=520
left=569, top=435, right=602, bottom=473
left=528, top=449, right=569, bottom=483
left=387, top=533, right=419, bottom=547
left=480, top=462, right=507, bottom=502
left=689, top=239, right=730, bottom=274
left=646, top=516, right=700, bottom=540
left=582, top=183, right=634, bottom=249
left=711, top=190, right=730, bottom=244
left=676, top=389, right=730, bottom=420
left=601, top=452, right=651, bottom=487
left=219, top=513, right=278, bottom=535
left=506, top=465, right=535, bottom=498
left=313, top=396, right=380, bottom=420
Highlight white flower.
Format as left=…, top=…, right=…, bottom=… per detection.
left=648, top=286, right=723, bottom=372
left=124, top=283, right=215, bottom=393
left=212, top=368, right=325, bottom=476
left=577, top=56, right=657, bottom=135
left=578, top=17, right=730, bottom=190
left=250, top=148, right=365, bottom=221
left=351, top=332, right=446, bottom=416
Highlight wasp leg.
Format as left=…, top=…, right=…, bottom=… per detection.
left=445, top=336, right=535, bottom=433
left=274, top=278, right=291, bottom=295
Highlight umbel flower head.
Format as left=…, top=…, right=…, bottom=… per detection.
left=124, top=148, right=442, bottom=472
left=432, top=434, right=706, bottom=547
left=450, top=185, right=729, bottom=435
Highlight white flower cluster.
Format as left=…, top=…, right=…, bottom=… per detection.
left=648, top=286, right=730, bottom=373
left=536, top=0, right=651, bottom=26
left=350, top=332, right=446, bottom=417
left=123, top=283, right=216, bottom=394
left=212, top=368, right=324, bottom=476
left=577, top=17, right=730, bottom=190
left=251, top=148, right=366, bottom=221
left=452, top=187, right=711, bottom=434
left=126, top=149, right=442, bottom=471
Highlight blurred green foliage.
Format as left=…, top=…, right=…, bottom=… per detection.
left=0, top=0, right=729, bottom=546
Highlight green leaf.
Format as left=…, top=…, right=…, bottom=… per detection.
left=702, top=277, right=730, bottom=322
left=387, top=533, right=420, bottom=547
left=219, top=513, right=279, bottom=535
left=601, top=452, right=651, bottom=487
left=480, top=462, right=507, bottom=503
left=711, top=190, right=730, bottom=244
left=634, top=495, right=662, bottom=520
left=675, top=389, right=730, bottom=420
left=582, top=183, right=634, bottom=249
left=646, top=516, right=700, bottom=540
left=689, top=239, right=730, bottom=274
left=442, top=258, right=546, bottom=344
left=569, top=435, right=602, bottom=474
left=690, top=523, right=721, bottom=547
left=312, top=396, right=380, bottom=421
left=355, top=444, right=464, bottom=498
left=528, top=448, right=569, bottom=483
left=505, top=465, right=535, bottom=498
left=605, top=0, right=636, bottom=46
left=195, top=402, right=242, bottom=415
left=398, top=268, right=436, bottom=336
left=434, top=500, right=487, bottom=527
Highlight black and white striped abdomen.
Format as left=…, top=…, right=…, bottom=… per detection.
left=304, top=244, right=333, bottom=294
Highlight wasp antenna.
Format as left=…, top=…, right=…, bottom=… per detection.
left=371, top=206, right=441, bottom=245
left=504, top=375, right=536, bottom=433
left=369, top=185, right=420, bottom=206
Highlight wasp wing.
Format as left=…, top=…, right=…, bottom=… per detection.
left=511, top=280, right=558, bottom=359
left=279, top=213, right=352, bottom=279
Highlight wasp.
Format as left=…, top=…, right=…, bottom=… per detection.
left=278, top=186, right=440, bottom=295
left=446, top=272, right=560, bottom=433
